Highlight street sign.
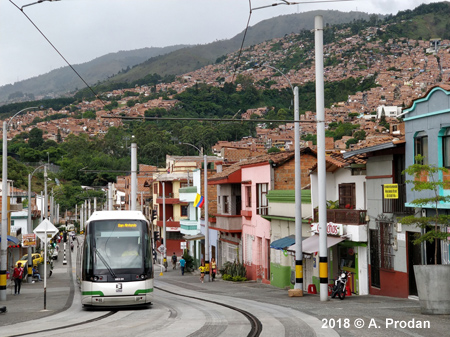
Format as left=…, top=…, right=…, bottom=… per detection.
left=33, top=219, right=58, bottom=241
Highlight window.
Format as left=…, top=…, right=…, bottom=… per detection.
left=380, top=222, right=394, bottom=270
left=223, top=196, right=229, bottom=214
left=443, top=129, right=450, bottom=168
left=181, top=205, right=188, bottom=217
left=339, top=183, right=355, bottom=209
left=245, top=186, right=251, bottom=207
left=414, top=131, right=428, bottom=164
left=256, top=183, right=268, bottom=215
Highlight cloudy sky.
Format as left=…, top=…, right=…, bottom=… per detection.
left=0, top=0, right=442, bottom=86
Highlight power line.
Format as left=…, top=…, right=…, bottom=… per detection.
left=101, top=115, right=317, bottom=124
left=231, top=0, right=253, bottom=83
left=9, top=0, right=111, bottom=111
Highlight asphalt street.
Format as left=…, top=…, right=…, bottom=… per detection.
left=1, top=243, right=449, bottom=336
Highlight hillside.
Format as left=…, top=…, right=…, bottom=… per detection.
left=0, top=45, right=187, bottom=105
left=0, top=9, right=377, bottom=105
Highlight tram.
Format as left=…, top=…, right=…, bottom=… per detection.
left=76, top=210, right=154, bottom=307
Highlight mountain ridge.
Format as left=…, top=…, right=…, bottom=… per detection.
left=0, top=9, right=379, bottom=105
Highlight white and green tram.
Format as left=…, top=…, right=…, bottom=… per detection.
left=77, top=210, right=154, bottom=307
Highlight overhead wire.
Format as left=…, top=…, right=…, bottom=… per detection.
left=231, top=0, right=354, bottom=81
left=9, top=0, right=111, bottom=111
left=231, top=0, right=253, bottom=83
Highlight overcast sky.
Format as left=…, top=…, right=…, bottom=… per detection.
left=0, top=0, right=443, bottom=87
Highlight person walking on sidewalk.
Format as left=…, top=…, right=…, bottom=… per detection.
left=13, top=262, right=24, bottom=295
left=211, top=257, right=216, bottom=281
left=199, top=261, right=205, bottom=283
left=180, top=256, right=186, bottom=275
left=171, top=252, right=177, bottom=270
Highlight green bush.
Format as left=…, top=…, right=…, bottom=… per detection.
left=219, top=260, right=247, bottom=281
left=182, top=250, right=195, bottom=271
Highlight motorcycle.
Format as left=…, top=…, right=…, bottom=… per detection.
left=331, top=270, right=350, bottom=300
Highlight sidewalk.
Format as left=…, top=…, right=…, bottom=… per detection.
left=0, top=245, right=73, bottom=327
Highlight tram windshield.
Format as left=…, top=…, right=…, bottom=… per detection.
left=84, top=219, right=151, bottom=277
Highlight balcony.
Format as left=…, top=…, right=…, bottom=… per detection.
left=382, top=184, right=414, bottom=214
left=156, top=193, right=179, bottom=204
left=212, top=214, right=242, bottom=232
left=314, top=209, right=367, bottom=225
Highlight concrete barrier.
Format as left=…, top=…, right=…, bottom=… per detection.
left=414, top=265, right=450, bottom=314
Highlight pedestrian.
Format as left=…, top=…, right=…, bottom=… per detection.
left=180, top=256, right=186, bottom=276
left=13, top=262, right=24, bottom=295
left=211, top=257, right=216, bottom=281
left=171, top=252, right=177, bottom=270
left=199, top=260, right=205, bottom=283
left=32, top=266, right=42, bottom=281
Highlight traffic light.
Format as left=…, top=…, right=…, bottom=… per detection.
left=151, top=209, right=157, bottom=222
left=154, top=231, right=160, bottom=242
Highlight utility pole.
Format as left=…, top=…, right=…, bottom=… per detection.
left=315, top=15, right=328, bottom=302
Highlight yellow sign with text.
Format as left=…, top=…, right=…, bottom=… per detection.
left=384, top=184, right=398, bottom=199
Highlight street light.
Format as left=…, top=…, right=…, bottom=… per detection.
left=1, top=106, right=38, bottom=301
left=179, top=142, right=203, bottom=156
left=26, top=164, right=45, bottom=283
left=255, top=63, right=304, bottom=293
left=20, top=0, right=60, bottom=10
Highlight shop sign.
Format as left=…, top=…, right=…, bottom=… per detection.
left=22, top=234, right=36, bottom=247
left=384, top=184, right=399, bottom=199
left=311, top=222, right=343, bottom=236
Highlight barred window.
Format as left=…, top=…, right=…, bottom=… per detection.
left=380, top=222, right=394, bottom=270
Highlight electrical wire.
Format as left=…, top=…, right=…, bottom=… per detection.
left=231, top=0, right=354, bottom=81
left=9, top=0, right=111, bottom=111
left=231, top=0, right=253, bottom=83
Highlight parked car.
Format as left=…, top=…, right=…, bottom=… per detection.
left=15, top=253, right=44, bottom=268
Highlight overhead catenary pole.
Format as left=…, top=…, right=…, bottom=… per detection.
left=162, top=181, right=166, bottom=262
left=1, top=122, right=8, bottom=301
left=108, top=182, right=113, bottom=211
left=315, top=15, right=328, bottom=302
left=294, top=86, right=303, bottom=292
left=131, top=143, right=137, bottom=211
left=204, top=154, right=210, bottom=281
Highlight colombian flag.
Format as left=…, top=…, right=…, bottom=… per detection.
left=194, top=193, right=204, bottom=208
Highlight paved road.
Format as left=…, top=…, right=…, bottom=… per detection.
left=1, top=242, right=448, bottom=336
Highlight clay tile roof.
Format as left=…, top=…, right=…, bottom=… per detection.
left=209, top=151, right=296, bottom=181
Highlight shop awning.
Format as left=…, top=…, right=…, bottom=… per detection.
left=0, top=235, right=20, bottom=245
left=183, top=234, right=205, bottom=241
left=287, top=234, right=345, bottom=254
left=270, top=235, right=295, bottom=250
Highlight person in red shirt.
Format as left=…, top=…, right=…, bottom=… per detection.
left=13, top=262, right=24, bottom=295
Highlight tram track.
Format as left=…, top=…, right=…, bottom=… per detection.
left=155, top=286, right=263, bottom=337
left=6, top=310, right=118, bottom=337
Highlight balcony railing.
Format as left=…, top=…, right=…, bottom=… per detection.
left=382, top=183, right=414, bottom=214
left=314, top=209, right=367, bottom=225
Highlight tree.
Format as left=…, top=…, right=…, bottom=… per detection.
left=400, top=155, right=450, bottom=265
left=28, top=127, right=44, bottom=149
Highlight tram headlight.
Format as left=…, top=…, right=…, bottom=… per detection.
left=94, top=276, right=99, bottom=281
left=140, top=274, right=146, bottom=279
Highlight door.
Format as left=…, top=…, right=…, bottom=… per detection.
left=407, top=232, right=422, bottom=296
left=369, top=229, right=380, bottom=288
